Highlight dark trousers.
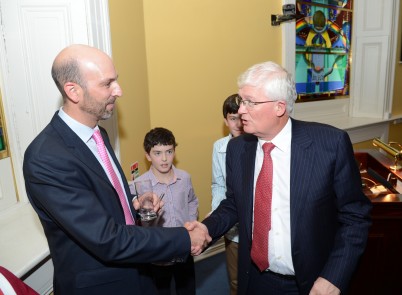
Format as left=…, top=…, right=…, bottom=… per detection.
left=150, top=256, right=195, bottom=295
left=247, top=263, right=299, bottom=295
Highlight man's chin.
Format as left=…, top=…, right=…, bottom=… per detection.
left=243, top=126, right=253, bottom=133
left=100, top=111, right=113, bottom=120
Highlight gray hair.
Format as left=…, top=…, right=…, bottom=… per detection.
left=237, top=61, right=297, bottom=113
left=51, top=57, right=86, bottom=100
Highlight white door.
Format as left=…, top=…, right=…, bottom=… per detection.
left=0, top=0, right=114, bottom=291
left=0, top=0, right=116, bottom=211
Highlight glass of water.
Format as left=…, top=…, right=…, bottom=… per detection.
left=134, top=179, right=157, bottom=222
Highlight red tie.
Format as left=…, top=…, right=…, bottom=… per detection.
left=93, top=130, right=135, bottom=225
left=251, top=142, right=275, bottom=271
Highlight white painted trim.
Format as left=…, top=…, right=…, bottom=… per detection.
left=85, top=0, right=121, bottom=160
left=282, top=0, right=296, bottom=78
left=385, top=0, right=400, bottom=118
left=23, top=258, right=53, bottom=295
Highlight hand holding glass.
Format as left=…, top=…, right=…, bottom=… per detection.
left=134, top=180, right=157, bottom=221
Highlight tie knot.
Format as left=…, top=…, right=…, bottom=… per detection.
left=92, top=129, right=103, bottom=145
left=262, top=142, right=275, bottom=154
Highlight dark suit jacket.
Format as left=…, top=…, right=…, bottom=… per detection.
left=23, top=112, right=190, bottom=295
left=203, top=118, right=372, bottom=295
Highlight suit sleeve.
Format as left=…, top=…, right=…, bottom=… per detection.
left=23, top=141, right=191, bottom=265
left=319, top=131, right=372, bottom=291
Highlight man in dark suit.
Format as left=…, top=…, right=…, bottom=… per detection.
left=23, top=44, right=210, bottom=295
left=186, top=61, right=372, bottom=295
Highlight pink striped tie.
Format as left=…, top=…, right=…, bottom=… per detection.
left=92, top=129, right=135, bottom=225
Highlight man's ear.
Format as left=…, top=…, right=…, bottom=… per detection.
left=276, top=101, right=287, bottom=116
left=64, top=82, right=80, bottom=103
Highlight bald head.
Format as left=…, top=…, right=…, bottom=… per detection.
left=51, top=44, right=122, bottom=127
left=51, top=44, right=112, bottom=100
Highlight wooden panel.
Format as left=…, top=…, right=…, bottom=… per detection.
left=353, top=36, right=388, bottom=118
left=356, top=0, right=393, bottom=36
left=348, top=201, right=402, bottom=295
left=349, top=150, right=402, bottom=294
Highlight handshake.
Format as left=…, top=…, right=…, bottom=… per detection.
left=133, top=194, right=212, bottom=256
left=184, top=221, right=212, bottom=256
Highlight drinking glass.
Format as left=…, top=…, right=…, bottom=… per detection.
left=134, top=179, right=157, bottom=221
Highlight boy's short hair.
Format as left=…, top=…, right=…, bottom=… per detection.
left=222, top=94, right=240, bottom=118
left=143, top=127, right=178, bottom=154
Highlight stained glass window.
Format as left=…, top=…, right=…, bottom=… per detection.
left=295, top=0, right=353, bottom=102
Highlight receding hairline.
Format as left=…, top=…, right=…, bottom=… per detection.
left=52, top=44, right=109, bottom=69
left=51, top=44, right=113, bottom=99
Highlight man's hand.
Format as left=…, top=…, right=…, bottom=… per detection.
left=132, top=193, right=164, bottom=213
left=309, top=277, right=340, bottom=295
left=184, top=221, right=212, bottom=256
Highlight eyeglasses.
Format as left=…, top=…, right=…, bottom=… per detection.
left=235, top=95, right=275, bottom=109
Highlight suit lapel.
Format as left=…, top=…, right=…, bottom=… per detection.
left=100, top=127, right=137, bottom=216
left=51, top=113, right=132, bottom=206
left=290, top=119, right=314, bottom=244
left=51, top=113, right=138, bottom=221
left=51, top=114, right=110, bottom=183
left=240, top=136, right=258, bottom=242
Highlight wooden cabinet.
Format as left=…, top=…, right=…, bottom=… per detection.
left=348, top=150, right=402, bottom=295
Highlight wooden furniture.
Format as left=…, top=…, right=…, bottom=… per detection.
left=348, top=150, right=402, bottom=295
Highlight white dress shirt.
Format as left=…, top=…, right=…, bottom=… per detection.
left=253, top=118, right=294, bottom=275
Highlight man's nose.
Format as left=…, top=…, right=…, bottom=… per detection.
left=113, top=82, right=123, bottom=97
left=238, top=104, right=247, bottom=114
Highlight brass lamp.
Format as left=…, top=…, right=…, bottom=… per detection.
left=372, top=138, right=402, bottom=171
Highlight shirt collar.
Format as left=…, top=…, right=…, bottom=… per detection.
left=258, top=118, right=292, bottom=153
left=149, top=165, right=180, bottom=185
left=217, top=134, right=233, bottom=153
left=58, top=107, right=97, bottom=143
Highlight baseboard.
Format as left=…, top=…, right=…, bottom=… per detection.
left=23, top=257, right=53, bottom=295
left=194, top=237, right=225, bottom=262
